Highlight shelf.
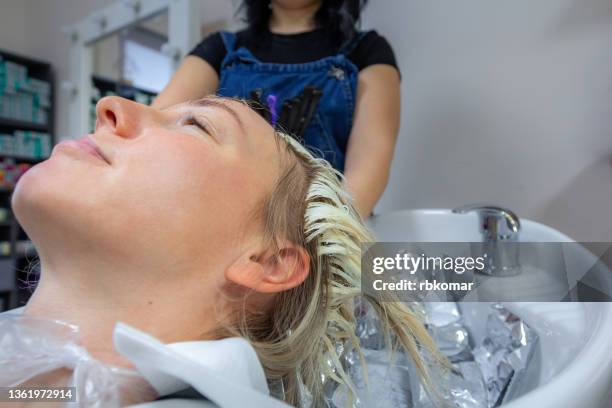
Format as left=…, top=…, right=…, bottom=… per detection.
left=0, top=240, right=36, bottom=259
left=1, top=49, right=51, bottom=308
left=0, top=49, right=51, bottom=71
left=0, top=117, right=49, bottom=132
left=92, top=75, right=157, bottom=98
left=0, top=154, right=48, bottom=163
left=18, top=240, right=36, bottom=258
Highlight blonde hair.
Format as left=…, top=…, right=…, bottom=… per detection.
left=229, top=131, right=446, bottom=406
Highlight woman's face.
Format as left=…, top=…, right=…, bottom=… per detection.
left=13, top=96, right=281, bottom=273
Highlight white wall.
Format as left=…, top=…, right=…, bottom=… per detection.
left=362, top=0, right=612, bottom=241
left=0, top=1, right=29, bottom=54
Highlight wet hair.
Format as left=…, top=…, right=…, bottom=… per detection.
left=239, top=0, right=369, bottom=49
left=225, top=129, right=448, bottom=406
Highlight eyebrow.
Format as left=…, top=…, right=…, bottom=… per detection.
left=187, top=97, right=245, bottom=131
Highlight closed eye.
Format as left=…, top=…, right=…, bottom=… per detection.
left=183, top=115, right=211, bottom=134
left=181, top=114, right=220, bottom=144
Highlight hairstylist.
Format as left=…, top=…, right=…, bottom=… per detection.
left=153, top=0, right=401, bottom=218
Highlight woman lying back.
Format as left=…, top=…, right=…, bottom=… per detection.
left=7, top=96, right=445, bottom=406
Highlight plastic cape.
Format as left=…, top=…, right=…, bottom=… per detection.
left=0, top=308, right=290, bottom=408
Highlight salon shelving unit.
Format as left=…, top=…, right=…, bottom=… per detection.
left=0, top=49, right=54, bottom=311
left=92, top=75, right=157, bottom=101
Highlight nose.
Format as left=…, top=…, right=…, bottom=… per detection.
left=95, top=96, right=151, bottom=138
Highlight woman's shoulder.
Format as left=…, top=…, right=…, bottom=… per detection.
left=188, top=32, right=226, bottom=74
left=352, top=30, right=396, bottom=59
left=357, top=30, right=393, bottom=48
left=192, top=28, right=255, bottom=51
left=188, top=29, right=250, bottom=75
left=348, top=30, right=400, bottom=73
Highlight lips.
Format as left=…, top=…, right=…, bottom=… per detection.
left=75, top=136, right=110, bottom=164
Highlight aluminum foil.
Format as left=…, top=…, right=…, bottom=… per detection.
left=471, top=304, right=538, bottom=406
left=331, top=302, right=538, bottom=407
left=331, top=348, right=412, bottom=408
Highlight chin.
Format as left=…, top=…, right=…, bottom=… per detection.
left=11, top=159, right=143, bottom=263
left=12, top=160, right=98, bottom=248
left=12, top=162, right=55, bottom=224
left=13, top=169, right=56, bottom=242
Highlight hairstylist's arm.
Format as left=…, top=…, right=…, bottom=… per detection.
left=151, top=56, right=219, bottom=109
left=343, top=64, right=401, bottom=219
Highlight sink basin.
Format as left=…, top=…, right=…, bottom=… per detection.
left=367, top=209, right=612, bottom=408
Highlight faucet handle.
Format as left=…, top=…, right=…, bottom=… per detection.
left=452, top=204, right=521, bottom=241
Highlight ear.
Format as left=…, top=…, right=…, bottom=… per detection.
left=225, top=241, right=310, bottom=293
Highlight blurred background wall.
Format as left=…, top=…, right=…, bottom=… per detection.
left=360, top=0, right=612, bottom=241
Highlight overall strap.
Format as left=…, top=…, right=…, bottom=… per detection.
left=338, top=30, right=368, bottom=55
left=219, top=31, right=238, bottom=53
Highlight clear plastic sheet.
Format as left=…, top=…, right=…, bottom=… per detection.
left=330, top=301, right=539, bottom=408
left=0, top=315, right=150, bottom=408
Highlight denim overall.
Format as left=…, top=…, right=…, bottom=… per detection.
left=217, top=31, right=364, bottom=172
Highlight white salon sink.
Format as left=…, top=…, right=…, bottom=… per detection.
left=368, top=208, right=612, bottom=408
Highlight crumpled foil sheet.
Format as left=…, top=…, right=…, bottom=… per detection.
left=328, top=302, right=538, bottom=408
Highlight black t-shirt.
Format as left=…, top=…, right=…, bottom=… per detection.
left=189, top=27, right=399, bottom=76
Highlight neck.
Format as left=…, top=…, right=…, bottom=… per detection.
left=23, top=254, right=222, bottom=369
left=269, top=1, right=321, bottom=34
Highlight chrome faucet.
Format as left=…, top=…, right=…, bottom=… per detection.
left=452, top=204, right=522, bottom=276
